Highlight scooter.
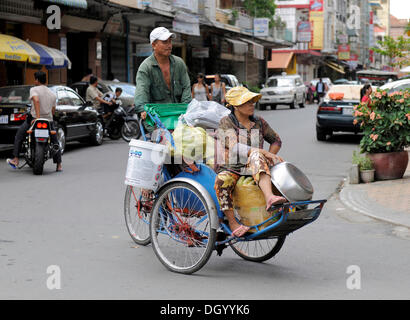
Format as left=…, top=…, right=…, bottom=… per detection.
left=101, top=101, right=141, bottom=142
left=22, top=117, right=60, bottom=175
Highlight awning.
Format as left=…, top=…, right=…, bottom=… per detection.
left=27, top=41, right=71, bottom=69
left=225, top=39, right=248, bottom=55
left=240, top=38, right=264, bottom=60
left=267, top=52, right=294, bottom=69
left=0, top=34, right=40, bottom=64
left=42, top=0, right=88, bottom=9
left=0, top=34, right=71, bottom=69
left=325, top=61, right=345, bottom=74
left=62, top=15, right=105, bottom=32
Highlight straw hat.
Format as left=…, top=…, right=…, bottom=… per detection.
left=225, top=86, right=261, bottom=107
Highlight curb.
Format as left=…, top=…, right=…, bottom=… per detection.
left=339, top=179, right=410, bottom=229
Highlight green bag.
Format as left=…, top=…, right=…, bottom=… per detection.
left=144, top=103, right=188, bottom=130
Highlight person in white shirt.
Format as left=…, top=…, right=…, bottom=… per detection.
left=7, top=71, right=62, bottom=171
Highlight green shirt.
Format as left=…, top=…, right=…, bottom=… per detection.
left=134, top=54, right=192, bottom=114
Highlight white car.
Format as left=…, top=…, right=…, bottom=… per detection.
left=379, top=79, right=410, bottom=93
left=258, top=74, right=306, bottom=110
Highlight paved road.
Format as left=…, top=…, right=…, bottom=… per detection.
left=1, top=103, right=409, bottom=299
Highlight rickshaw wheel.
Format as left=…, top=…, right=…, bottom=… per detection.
left=150, top=181, right=216, bottom=274
left=124, top=186, right=152, bottom=245
left=230, top=236, right=286, bottom=262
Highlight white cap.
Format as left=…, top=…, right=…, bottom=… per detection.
left=150, top=27, right=176, bottom=44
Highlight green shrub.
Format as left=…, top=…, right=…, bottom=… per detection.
left=352, top=151, right=374, bottom=171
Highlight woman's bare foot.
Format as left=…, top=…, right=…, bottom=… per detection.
left=265, top=194, right=287, bottom=211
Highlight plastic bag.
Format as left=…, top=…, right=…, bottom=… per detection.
left=182, top=99, right=231, bottom=129
left=171, top=123, right=215, bottom=164
left=233, top=184, right=278, bottom=232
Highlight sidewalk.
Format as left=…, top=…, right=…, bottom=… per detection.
left=340, top=151, right=410, bottom=228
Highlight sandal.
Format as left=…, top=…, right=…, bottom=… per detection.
left=6, top=159, right=17, bottom=170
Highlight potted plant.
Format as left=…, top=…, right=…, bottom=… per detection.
left=229, top=9, right=239, bottom=25
left=354, top=88, right=410, bottom=180
left=352, top=151, right=375, bottom=183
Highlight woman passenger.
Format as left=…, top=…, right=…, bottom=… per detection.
left=214, top=86, right=286, bottom=237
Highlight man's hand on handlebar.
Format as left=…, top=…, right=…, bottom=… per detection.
left=140, top=111, right=147, bottom=120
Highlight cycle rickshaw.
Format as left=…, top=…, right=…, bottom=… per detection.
left=124, top=104, right=327, bottom=274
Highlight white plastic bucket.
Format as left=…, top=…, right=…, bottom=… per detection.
left=124, top=139, right=169, bottom=190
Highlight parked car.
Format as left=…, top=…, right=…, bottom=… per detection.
left=70, top=80, right=135, bottom=109
left=315, top=84, right=363, bottom=141
left=333, top=78, right=349, bottom=84
left=258, top=74, right=306, bottom=110
left=0, top=85, right=104, bottom=153
left=205, top=74, right=241, bottom=92
left=379, top=79, right=410, bottom=93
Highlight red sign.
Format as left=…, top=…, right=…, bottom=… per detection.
left=309, top=0, right=324, bottom=12
left=369, top=49, right=374, bottom=63
left=349, top=53, right=359, bottom=61
left=338, top=44, right=350, bottom=60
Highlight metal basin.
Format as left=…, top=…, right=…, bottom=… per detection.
left=270, top=162, right=314, bottom=202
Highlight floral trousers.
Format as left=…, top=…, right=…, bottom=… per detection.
left=214, top=150, right=271, bottom=212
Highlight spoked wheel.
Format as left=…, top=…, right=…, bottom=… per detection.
left=150, top=181, right=216, bottom=274
left=121, top=120, right=141, bottom=142
left=124, top=185, right=152, bottom=245
left=230, top=236, right=286, bottom=262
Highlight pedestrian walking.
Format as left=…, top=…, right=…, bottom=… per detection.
left=192, top=73, right=210, bottom=101
left=315, top=78, right=328, bottom=102
left=210, top=73, right=226, bottom=104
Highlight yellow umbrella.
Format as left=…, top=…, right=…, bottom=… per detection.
left=0, top=34, right=40, bottom=64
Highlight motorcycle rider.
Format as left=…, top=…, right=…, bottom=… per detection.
left=6, top=71, right=62, bottom=172
left=102, top=87, right=123, bottom=122
left=86, top=76, right=112, bottom=111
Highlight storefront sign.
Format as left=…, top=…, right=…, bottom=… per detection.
left=297, top=21, right=312, bottom=42
left=309, top=0, right=324, bottom=12
left=96, top=41, right=102, bottom=60
left=60, top=37, right=67, bottom=55
left=338, top=44, right=350, bottom=60
left=253, top=18, right=269, bottom=37
left=192, top=47, right=209, bottom=58
left=337, top=34, right=348, bottom=44
left=135, top=43, right=153, bottom=57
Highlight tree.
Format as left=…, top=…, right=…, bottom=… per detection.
left=371, top=36, right=410, bottom=68
left=243, top=0, right=276, bottom=25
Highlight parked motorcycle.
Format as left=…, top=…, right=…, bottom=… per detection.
left=22, top=117, right=60, bottom=175
left=101, top=101, right=141, bottom=142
